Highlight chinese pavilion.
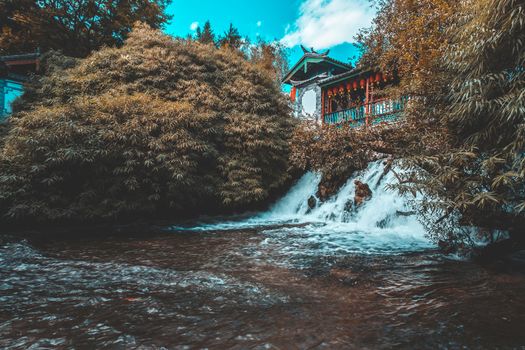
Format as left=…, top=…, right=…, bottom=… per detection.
left=282, top=47, right=405, bottom=126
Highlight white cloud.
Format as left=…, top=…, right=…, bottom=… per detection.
left=257, top=21, right=262, bottom=27
left=281, top=0, right=375, bottom=49
left=190, top=21, right=199, bottom=31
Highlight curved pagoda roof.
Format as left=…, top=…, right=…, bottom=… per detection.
left=318, top=66, right=375, bottom=87
left=282, top=46, right=352, bottom=85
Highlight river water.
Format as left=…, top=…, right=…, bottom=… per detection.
left=1, top=162, right=525, bottom=349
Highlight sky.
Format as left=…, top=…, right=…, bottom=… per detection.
left=165, top=0, right=376, bottom=69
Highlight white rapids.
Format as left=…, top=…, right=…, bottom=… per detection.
left=171, top=160, right=434, bottom=254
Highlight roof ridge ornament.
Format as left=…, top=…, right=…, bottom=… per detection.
left=300, top=45, right=330, bottom=57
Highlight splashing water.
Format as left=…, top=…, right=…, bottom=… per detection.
left=171, top=160, right=434, bottom=254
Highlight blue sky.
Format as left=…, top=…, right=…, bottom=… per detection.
left=164, top=0, right=375, bottom=68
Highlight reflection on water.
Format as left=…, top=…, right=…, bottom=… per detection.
left=1, top=227, right=525, bottom=349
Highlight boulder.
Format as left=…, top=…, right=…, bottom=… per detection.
left=396, top=210, right=416, bottom=217
left=383, top=158, right=393, bottom=175
left=307, top=195, right=317, bottom=210
left=438, top=240, right=456, bottom=255
left=344, top=200, right=353, bottom=212
left=376, top=157, right=393, bottom=185
left=317, top=185, right=328, bottom=202
left=354, top=180, right=372, bottom=206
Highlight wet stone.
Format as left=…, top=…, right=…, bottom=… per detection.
left=354, top=180, right=372, bottom=206
left=308, top=196, right=317, bottom=210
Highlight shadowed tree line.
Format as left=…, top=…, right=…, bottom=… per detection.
left=0, top=0, right=171, bottom=57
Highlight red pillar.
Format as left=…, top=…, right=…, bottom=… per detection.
left=365, top=77, right=370, bottom=127
left=321, top=89, right=325, bottom=124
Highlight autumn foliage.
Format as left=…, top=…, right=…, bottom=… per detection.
left=290, top=121, right=414, bottom=200
left=357, top=0, right=525, bottom=252
left=0, top=24, right=293, bottom=224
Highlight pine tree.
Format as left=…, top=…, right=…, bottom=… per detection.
left=196, top=20, right=216, bottom=46
left=218, top=23, right=243, bottom=50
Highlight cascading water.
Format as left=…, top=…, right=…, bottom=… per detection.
left=172, top=160, right=434, bottom=254
left=261, top=160, right=420, bottom=230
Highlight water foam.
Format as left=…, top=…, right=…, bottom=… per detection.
left=170, top=160, right=434, bottom=253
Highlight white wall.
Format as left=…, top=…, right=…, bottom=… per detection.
left=294, top=83, right=322, bottom=123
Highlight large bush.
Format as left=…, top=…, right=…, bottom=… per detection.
left=0, top=24, right=293, bottom=223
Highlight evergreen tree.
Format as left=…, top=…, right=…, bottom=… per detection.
left=218, top=23, right=243, bottom=50
left=195, top=20, right=216, bottom=46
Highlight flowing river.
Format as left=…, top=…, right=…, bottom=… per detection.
left=1, top=162, right=525, bottom=349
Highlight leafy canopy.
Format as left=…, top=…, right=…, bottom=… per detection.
left=0, top=0, right=171, bottom=57
left=0, top=24, right=293, bottom=223
left=358, top=0, right=525, bottom=250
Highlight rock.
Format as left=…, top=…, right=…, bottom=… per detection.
left=342, top=200, right=354, bottom=222
left=383, top=158, right=393, bottom=175
left=307, top=196, right=317, bottom=209
left=438, top=240, right=456, bottom=255
left=354, top=180, right=372, bottom=206
left=396, top=210, right=416, bottom=217
left=317, top=185, right=329, bottom=202
left=376, top=157, right=393, bottom=185
left=344, top=200, right=353, bottom=212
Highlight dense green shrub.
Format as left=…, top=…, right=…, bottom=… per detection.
left=0, top=24, right=293, bottom=223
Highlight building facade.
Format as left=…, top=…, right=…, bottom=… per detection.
left=282, top=46, right=352, bottom=122
left=283, top=48, right=404, bottom=127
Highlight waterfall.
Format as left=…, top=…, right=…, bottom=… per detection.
left=172, top=160, right=432, bottom=253
left=259, top=160, right=423, bottom=235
